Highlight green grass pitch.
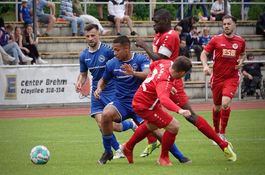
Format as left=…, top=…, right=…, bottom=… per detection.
left=0, top=109, right=265, bottom=175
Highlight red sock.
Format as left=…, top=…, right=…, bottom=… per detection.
left=195, top=116, right=228, bottom=150
left=220, top=108, right=231, bottom=134
left=161, top=131, right=176, bottom=158
left=126, top=123, right=151, bottom=150
left=147, top=134, right=157, bottom=144
left=212, top=108, right=221, bottom=133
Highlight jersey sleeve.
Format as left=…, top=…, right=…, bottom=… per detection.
left=204, top=36, right=216, bottom=54
left=158, top=32, right=179, bottom=58
left=156, top=80, right=181, bottom=113
left=79, top=51, right=88, bottom=73
left=139, top=54, right=150, bottom=71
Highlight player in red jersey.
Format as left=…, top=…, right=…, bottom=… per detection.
left=201, top=15, right=246, bottom=143
left=122, top=57, right=192, bottom=166
left=135, top=9, right=237, bottom=162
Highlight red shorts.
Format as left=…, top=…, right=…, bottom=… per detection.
left=211, top=77, right=239, bottom=105
left=133, top=103, right=173, bottom=128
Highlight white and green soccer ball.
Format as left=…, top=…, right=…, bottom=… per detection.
left=30, top=145, right=50, bottom=165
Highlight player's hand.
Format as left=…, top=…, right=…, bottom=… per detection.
left=135, top=38, right=146, bottom=49
left=171, top=87, right=177, bottom=95
left=94, top=88, right=102, bottom=100
left=75, top=81, right=82, bottom=93
left=203, top=66, right=211, bottom=75
left=248, top=74, right=253, bottom=80
left=178, top=109, right=191, bottom=118
left=121, top=63, right=134, bottom=75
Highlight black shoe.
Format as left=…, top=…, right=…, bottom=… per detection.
left=131, top=31, right=136, bottom=36
left=97, top=151, right=113, bottom=165
left=179, top=156, right=192, bottom=164
left=117, top=33, right=121, bottom=36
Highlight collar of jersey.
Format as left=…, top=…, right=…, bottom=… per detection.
left=88, top=42, right=102, bottom=53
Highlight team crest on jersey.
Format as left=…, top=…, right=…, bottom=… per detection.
left=232, top=43, right=238, bottom=49
left=98, top=55, right=106, bottom=62
left=132, top=63, right=138, bottom=70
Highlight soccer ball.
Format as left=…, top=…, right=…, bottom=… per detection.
left=30, top=145, right=50, bottom=165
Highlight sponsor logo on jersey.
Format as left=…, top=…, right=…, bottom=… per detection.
left=222, top=49, right=236, bottom=57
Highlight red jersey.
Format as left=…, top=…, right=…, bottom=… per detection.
left=153, top=30, right=180, bottom=61
left=132, top=60, right=181, bottom=113
left=204, top=34, right=245, bottom=81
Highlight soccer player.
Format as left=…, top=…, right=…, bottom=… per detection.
left=200, top=15, right=246, bottom=142
left=94, top=35, right=190, bottom=165
left=123, top=57, right=192, bottom=166
left=136, top=9, right=237, bottom=162
left=75, top=24, right=137, bottom=161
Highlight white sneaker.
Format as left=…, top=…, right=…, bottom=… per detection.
left=21, top=56, right=33, bottom=62
left=36, top=57, right=48, bottom=64
left=3, top=55, right=16, bottom=62
left=113, top=149, right=125, bottom=159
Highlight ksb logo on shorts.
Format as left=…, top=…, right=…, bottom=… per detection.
left=5, top=75, right=17, bottom=100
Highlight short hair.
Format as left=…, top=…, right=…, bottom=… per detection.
left=85, top=24, right=99, bottom=32
left=113, top=35, right=130, bottom=46
left=172, top=56, right=192, bottom=73
left=247, top=53, right=254, bottom=59
left=222, top=15, right=237, bottom=23
left=153, top=9, right=172, bottom=21
left=5, top=24, right=13, bottom=31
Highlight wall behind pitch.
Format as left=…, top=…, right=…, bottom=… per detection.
left=0, top=65, right=91, bottom=106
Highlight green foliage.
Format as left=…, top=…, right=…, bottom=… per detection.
left=0, top=109, right=265, bottom=175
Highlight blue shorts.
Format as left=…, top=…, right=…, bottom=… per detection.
left=107, top=100, right=144, bottom=125
left=90, top=92, right=115, bottom=117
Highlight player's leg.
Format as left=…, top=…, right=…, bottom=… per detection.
left=220, top=78, right=239, bottom=140
left=139, top=133, right=159, bottom=157
left=98, top=104, right=121, bottom=164
left=159, top=117, right=179, bottom=166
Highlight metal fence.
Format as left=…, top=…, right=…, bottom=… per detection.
left=0, top=0, right=265, bottom=21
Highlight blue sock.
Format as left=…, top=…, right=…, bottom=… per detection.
left=102, top=135, right=112, bottom=153
left=121, top=120, right=133, bottom=131
left=170, top=143, right=185, bottom=160
left=111, top=134, right=120, bottom=151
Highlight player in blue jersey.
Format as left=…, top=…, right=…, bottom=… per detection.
left=75, top=24, right=137, bottom=161
left=94, top=35, right=191, bottom=165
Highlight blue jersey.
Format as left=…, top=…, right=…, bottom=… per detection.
left=20, top=6, right=32, bottom=24
left=103, top=53, right=150, bottom=103
left=80, top=43, right=115, bottom=93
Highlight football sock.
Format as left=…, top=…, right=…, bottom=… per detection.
left=147, top=133, right=157, bottom=144
left=121, top=120, right=134, bottom=131
left=102, top=135, right=113, bottom=153
left=111, top=134, right=120, bottom=151
left=170, top=143, right=185, bottom=160
left=161, top=131, right=176, bottom=158
left=195, top=116, right=228, bottom=150
left=220, top=108, right=231, bottom=134
left=126, top=123, right=151, bottom=150
left=212, top=108, right=221, bottom=133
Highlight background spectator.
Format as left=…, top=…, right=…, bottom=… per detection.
left=72, top=0, right=111, bottom=35
left=242, top=54, right=264, bottom=99
left=0, top=25, right=32, bottom=64
left=95, top=0, right=108, bottom=20
left=179, top=39, right=192, bottom=81
left=28, top=0, right=56, bottom=37
left=23, top=25, right=48, bottom=64
left=0, top=45, right=16, bottom=65
left=198, top=27, right=212, bottom=60
left=178, top=15, right=199, bottom=39
left=243, top=0, right=250, bottom=20
left=210, top=0, right=231, bottom=21
left=60, top=0, right=84, bottom=36
left=256, top=12, right=265, bottom=36
left=107, top=0, right=136, bottom=35
left=20, top=0, right=32, bottom=25
left=185, top=26, right=202, bottom=61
